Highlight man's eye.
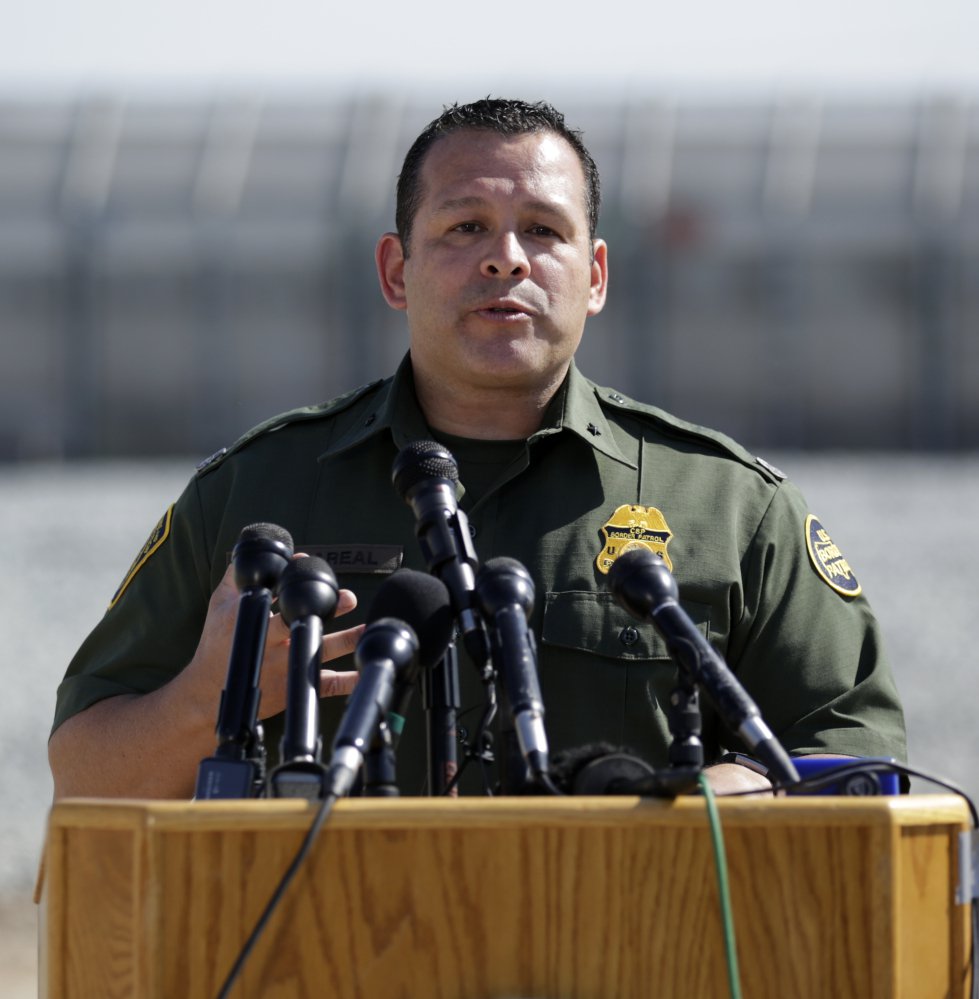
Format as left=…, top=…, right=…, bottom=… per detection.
left=452, top=222, right=482, bottom=233
left=529, top=225, right=557, bottom=237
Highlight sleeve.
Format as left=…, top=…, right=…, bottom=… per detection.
left=50, top=474, right=215, bottom=736
left=725, top=478, right=908, bottom=761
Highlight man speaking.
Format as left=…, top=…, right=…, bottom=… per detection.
left=48, top=98, right=906, bottom=799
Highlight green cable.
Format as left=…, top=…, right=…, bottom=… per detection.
left=698, top=772, right=743, bottom=999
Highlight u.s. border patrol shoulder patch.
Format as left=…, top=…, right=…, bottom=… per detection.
left=596, top=504, right=674, bottom=575
left=109, top=504, right=174, bottom=609
left=805, top=514, right=862, bottom=597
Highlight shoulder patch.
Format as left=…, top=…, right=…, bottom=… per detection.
left=195, top=380, right=385, bottom=478
left=805, top=514, right=862, bottom=597
left=109, top=504, right=174, bottom=609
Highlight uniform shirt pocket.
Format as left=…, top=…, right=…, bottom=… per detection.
left=541, top=590, right=712, bottom=661
left=539, top=590, right=714, bottom=758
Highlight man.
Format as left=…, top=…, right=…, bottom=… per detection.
left=49, top=99, right=906, bottom=799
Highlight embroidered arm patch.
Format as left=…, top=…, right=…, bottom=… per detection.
left=109, top=504, right=174, bottom=609
left=805, top=514, right=862, bottom=597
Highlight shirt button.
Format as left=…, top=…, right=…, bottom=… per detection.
left=620, top=626, right=640, bottom=647
left=468, top=524, right=477, bottom=539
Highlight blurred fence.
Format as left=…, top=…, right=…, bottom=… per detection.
left=1, top=91, right=977, bottom=458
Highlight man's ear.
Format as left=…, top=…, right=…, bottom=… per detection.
left=375, top=232, right=408, bottom=311
left=587, top=239, right=609, bottom=317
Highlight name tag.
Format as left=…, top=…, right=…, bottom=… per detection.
left=299, top=544, right=403, bottom=575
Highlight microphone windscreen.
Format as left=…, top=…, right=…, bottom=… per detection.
left=278, top=554, right=335, bottom=586
left=276, top=555, right=339, bottom=625
left=391, top=440, right=459, bottom=498
left=607, top=547, right=677, bottom=617
left=547, top=742, right=656, bottom=795
left=367, top=569, right=454, bottom=668
left=237, top=522, right=295, bottom=553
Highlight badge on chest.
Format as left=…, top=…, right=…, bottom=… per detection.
left=596, top=504, right=674, bottom=575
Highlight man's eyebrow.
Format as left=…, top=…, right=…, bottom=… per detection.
left=432, top=195, right=577, bottom=222
left=432, top=195, right=487, bottom=214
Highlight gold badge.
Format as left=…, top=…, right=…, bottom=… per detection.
left=109, top=504, right=174, bottom=609
left=805, top=514, right=862, bottom=597
left=596, top=504, right=674, bottom=575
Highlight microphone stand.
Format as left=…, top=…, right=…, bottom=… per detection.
left=659, top=668, right=706, bottom=795
left=423, top=643, right=461, bottom=796
left=616, top=669, right=704, bottom=798
left=361, top=721, right=400, bottom=797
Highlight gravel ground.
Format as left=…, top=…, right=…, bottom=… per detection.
left=1, top=453, right=977, bottom=996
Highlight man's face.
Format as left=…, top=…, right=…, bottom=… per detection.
left=377, top=129, right=608, bottom=402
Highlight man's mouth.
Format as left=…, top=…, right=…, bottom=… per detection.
left=475, top=301, right=534, bottom=319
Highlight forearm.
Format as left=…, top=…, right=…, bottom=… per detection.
left=703, top=763, right=773, bottom=795
left=48, top=670, right=216, bottom=800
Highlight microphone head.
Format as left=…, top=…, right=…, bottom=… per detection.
left=547, top=742, right=657, bottom=795
left=232, top=522, right=294, bottom=592
left=607, top=547, right=677, bottom=620
left=391, top=440, right=459, bottom=501
left=475, top=557, right=535, bottom=617
left=276, top=555, right=339, bottom=626
left=367, top=568, right=454, bottom=668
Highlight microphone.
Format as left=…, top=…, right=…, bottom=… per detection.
left=325, top=618, right=419, bottom=799
left=391, top=440, right=490, bottom=670
left=548, top=743, right=658, bottom=795
left=474, top=557, right=551, bottom=788
left=195, top=522, right=294, bottom=800
left=546, top=743, right=700, bottom=798
left=366, top=569, right=455, bottom=746
left=359, top=569, right=454, bottom=796
left=607, top=548, right=799, bottom=788
left=268, top=556, right=339, bottom=799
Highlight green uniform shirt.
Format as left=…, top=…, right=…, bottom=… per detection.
left=53, top=355, right=907, bottom=794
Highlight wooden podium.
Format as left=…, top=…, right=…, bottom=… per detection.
left=38, top=795, right=972, bottom=998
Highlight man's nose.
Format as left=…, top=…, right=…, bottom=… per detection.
left=480, top=231, right=530, bottom=278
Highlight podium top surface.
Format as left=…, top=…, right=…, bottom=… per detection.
left=46, top=792, right=971, bottom=833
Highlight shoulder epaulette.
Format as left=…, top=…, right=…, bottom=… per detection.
left=195, top=379, right=384, bottom=477
left=594, top=384, right=787, bottom=484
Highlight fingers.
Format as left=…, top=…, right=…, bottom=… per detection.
left=319, top=670, right=360, bottom=698
left=335, top=588, right=358, bottom=618
left=322, top=623, right=366, bottom=663
left=267, top=587, right=357, bottom=641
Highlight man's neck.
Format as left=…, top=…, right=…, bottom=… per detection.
left=413, top=367, right=568, bottom=441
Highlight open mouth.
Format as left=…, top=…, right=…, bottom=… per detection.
left=479, top=304, right=530, bottom=318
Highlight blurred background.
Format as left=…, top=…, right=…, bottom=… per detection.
left=2, top=1, right=977, bottom=994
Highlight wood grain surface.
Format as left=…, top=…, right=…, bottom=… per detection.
left=39, top=795, right=972, bottom=999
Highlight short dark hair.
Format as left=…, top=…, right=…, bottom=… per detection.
left=395, top=98, right=601, bottom=254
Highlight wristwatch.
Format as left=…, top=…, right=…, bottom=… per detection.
left=715, top=752, right=770, bottom=778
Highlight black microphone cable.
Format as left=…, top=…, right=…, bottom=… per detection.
left=213, top=789, right=340, bottom=999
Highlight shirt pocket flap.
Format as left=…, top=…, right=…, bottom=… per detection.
left=541, top=590, right=711, bottom=662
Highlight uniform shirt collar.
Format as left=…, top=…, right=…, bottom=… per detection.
left=318, top=353, right=429, bottom=460
left=531, top=362, right=637, bottom=469
left=320, top=354, right=635, bottom=469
